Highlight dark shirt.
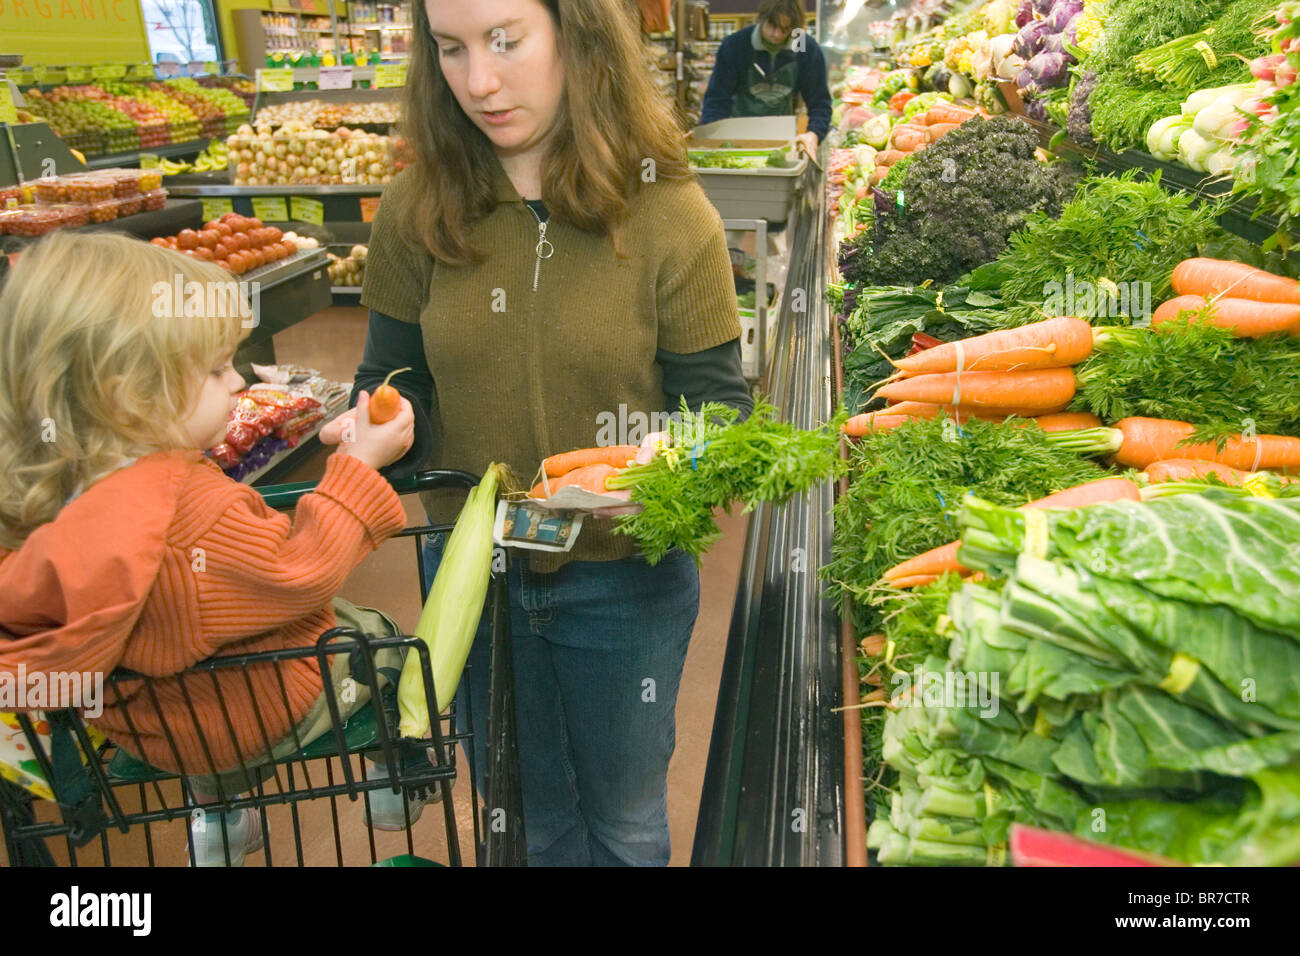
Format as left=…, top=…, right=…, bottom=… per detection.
left=700, top=25, right=832, bottom=141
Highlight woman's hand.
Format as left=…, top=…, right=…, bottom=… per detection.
left=325, top=390, right=415, bottom=471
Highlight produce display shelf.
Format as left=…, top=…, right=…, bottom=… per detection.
left=0, top=199, right=204, bottom=251
left=83, top=138, right=215, bottom=170
left=331, top=285, right=363, bottom=294
left=245, top=246, right=330, bottom=291
left=166, top=183, right=386, bottom=196
left=240, top=400, right=347, bottom=487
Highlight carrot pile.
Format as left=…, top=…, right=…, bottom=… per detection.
left=1152, top=258, right=1300, bottom=337
left=529, top=445, right=638, bottom=499
left=871, top=106, right=979, bottom=185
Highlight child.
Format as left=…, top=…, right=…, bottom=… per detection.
left=0, top=232, right=422, bottom=865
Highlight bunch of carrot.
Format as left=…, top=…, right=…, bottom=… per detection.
left=528, top=445, right=639, bottom=499
left=842, top=316, right=1096, bottom=437
left=871, top=105, right=979, bottom=185
left=1051, top=417, right=1300, bottom=473
left=1152, top=257, right=1300, bottom=337
left=880, top=477, right=1142, bottom=587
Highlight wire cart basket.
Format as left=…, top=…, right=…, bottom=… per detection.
left=0, top=470, right=526, bottom=867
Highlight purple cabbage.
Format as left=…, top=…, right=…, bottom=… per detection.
left=1015, top=0, right=1035, bottom=27
left=1014, top=19, right=1055, bottom=58
left=1062, top=14, right=1080, bottom=47
left=1047, top=0, right=1083, bottom=33
left=1024, top=96, right=1049, bottom=122
left=1027, top=50, right=1071, bottom=89
left=1032, top=0, right=1055, bottom=15
left=1041, top=32, right=1066, bottom=56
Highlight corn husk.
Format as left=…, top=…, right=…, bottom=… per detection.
left=397, top=464, right=503, bottom=738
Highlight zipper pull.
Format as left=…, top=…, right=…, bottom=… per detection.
left=533, top=219, right=553, bottom=292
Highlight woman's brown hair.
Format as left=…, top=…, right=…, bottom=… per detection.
left=402, top=0, right=690, bottom=264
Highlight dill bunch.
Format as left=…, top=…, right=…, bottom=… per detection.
left=1072, top=316, right=1300, bottom=442
left=611, top=398, right=847, bottom=565
left=820, top=416, right=1106, bottom=608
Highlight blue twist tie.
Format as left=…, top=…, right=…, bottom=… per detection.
left=690, top=441, right=712, bottom=471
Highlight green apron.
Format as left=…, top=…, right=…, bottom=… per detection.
left=733, top=57, right=800, bottom=117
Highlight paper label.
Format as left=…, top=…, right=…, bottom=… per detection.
left=525, top=486, right=644, bottom=515
left=131, top=63, right=155, bottom=80
left=252, top=197, right=289, bottom=221
left=373, top=62, right=407, bottom=88
left=66, top=66, right=89, bottom=83
left=318, top=65, right=353, bottom=90
left=290, top=196, right=324, bottom=224
left=494, top=500, right=584, bottom=552
left=92, top=64, right=127, bottom=80
left=202, top=198, right=235, bottom=221
left=359, top=195, right=381, bottom=222
left=257, top=67, right=295, bottom=92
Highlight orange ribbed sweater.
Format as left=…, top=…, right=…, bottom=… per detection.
left=0, top=449, right=406, bottom=776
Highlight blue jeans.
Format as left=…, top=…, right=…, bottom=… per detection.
left=422, top=533, right=700, bottom=866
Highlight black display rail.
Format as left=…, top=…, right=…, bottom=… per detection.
left=164, top=183, right=384, bottom=226
left=692, top=163, right=847, bottom=867
left=250, top=86, right=400, bottom=132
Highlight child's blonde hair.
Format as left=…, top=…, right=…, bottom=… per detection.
left=0, top=231, right=248, bottom=548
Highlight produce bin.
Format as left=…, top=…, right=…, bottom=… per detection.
left=689, top=116, right=810, bottom=223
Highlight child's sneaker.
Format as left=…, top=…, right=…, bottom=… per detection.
left=190, top=807, right=264, bottom=867
left=363, top=763, right=439, bottom=830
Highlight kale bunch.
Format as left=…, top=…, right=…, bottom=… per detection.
left=836, top=117, right=1079, bottom=288
left=1067, top=69, right=1098, bottom=148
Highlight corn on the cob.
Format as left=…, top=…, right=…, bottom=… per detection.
left=398, top=464, right=503, bottom=739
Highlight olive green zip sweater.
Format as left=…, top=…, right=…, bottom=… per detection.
left=361, top=159, right=742, bottom=572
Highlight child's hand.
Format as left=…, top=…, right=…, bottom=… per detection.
left=329, top=390, right=414, bottom=471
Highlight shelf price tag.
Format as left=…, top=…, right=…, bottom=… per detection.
left=131, top=63, right=155, bottom=80
left=204, top=61, right=221, bottom=76
left=318, top=65, right=353, bottom=90
left=373, top=63, right=407, bottom=88
left=257, top=68, right=295, bottom=92
left=43, top=68, right=67, bottom=85
left=290, top=196, right=325, bottom=225
left=92, top=64, right=127, bottom=80
left=0, top=80, right=17, bottom=125
left=202, top=198, right=235, bottom=221
left=10, top=69, right=34, bottom=87
left=359, top=195, right=381, bottom=223
left=66, top=66, right=89, bottom=83
left=252, top=197, right=289, bottom=222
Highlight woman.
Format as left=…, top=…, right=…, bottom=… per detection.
left=321, top=0, right=752, bottom=866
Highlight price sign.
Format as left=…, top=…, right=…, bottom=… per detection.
left=10, top=69, right=34, bottom=87
left=318, top=65, right=353, bottom=90
left=0, top=80, right=17, bottom=125
left=204, top=61, right=221, bottom=76
left=373, top=62, right=407, bottom=88
left=188, top=61, right=206, bottom=76
left=257, top=67, right=295, bottom=92
left=139, top=152, right=161, bottom=169
left=290, top=196, right=325, bottom=225
left=92, top=64, right=127, bottom=80
left=66, top=66, right=89, bottom=83
left=43, top=69, right=67, bottom=85
left=359, top=196, right=381, bottom=223
left=251, top=197, right=289, bottom=221
left=158, top=61, right=181, bottom=78
left=202, top=198, right=235, bottom=221
left=131, top=63, right=155, bottom=80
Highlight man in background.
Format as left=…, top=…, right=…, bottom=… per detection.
left=699, top=0, right=832, bottom=159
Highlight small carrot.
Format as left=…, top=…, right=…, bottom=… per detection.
left=875, top=149, right=907, bottom=166
left=887, top=573, right=944, bottom=589
left=1152, top=294, right=1300, bottom=337
left=842, top=411, right=914, bottom=436
left=542, top=444, right=639, bottom=479
left=368, top=367, right=411, bottom=424
left=923, top=104, right=978, bottom=125
left=1143, top=459, right=1254, bottom=485
left=891, top=317, right=1094, bottom=377
left=529, top=462, right=621, bottom=499
left=1030, top=412, right=1103, bottom=432
left=890, top=124, right=928, bottom=151
left=1171, top=257, right=1300, bottom=305
left=883, top=476, right=1142, bottom=584
left=1112, top=417, right=1300, bottom=471
left=926, top=122, right=962, bottom=141
left=860, top=633, right=887, bottom=657
left=875, top=367, right=1077, bottom=410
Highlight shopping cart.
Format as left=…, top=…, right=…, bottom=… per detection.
left=0, top=469, right=526, bottom=867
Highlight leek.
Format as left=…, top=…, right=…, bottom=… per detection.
left=397, top=463, right=504, bottom=739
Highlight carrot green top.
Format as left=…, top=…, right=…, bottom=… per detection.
left=362, top=159, right=742, bottom=571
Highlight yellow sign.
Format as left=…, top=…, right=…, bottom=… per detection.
left=359, top=196, right=381, bottom=223
left=257, top=67, right=295, bottom=92
left=202, top=198, right=235, bottom=221
left=373, top=63, right=407, bottom=89
left=251, top=197, right=289, bottom=222
left=290, top=196, right=324, bottom=225
left=130, top=62, right=154, bottom=79
left=0, top=0, right=151, bottom=69
left=92, top=64, right=127, bottom=80
left=204, top=61, right=220, bottom=76
left=10, top=69, right=33, bottom=86
left=0, top=79, right=17, bottom=125
left=139, top=152, right=160, bottom=168
left=42, top=68, right=66, bottom=85
left=66, top=66, right=89, bottom=82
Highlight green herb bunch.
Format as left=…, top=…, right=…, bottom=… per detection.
left=989, top=170, right=1225, bottom=314
left=1072, top=315, right=1300, bottom=442
left=821, top=415, right=1106, bottom=617
left=611, top=399, right=847, bottom=564
left=836, top=117, right=1079, bottom=288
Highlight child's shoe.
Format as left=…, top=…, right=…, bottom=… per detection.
left=363, top=762, right=439, bottom=830
left=190, top=807, right=264, bottom=867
